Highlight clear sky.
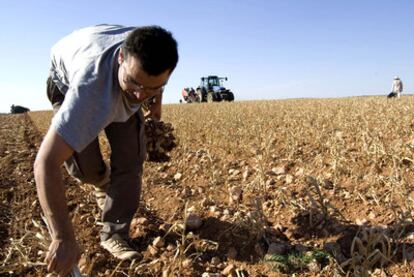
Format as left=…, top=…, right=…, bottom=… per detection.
left=1, top=0, right=413, bottom=112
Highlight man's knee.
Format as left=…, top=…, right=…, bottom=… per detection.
left=65, top=158, right=108, bottom=185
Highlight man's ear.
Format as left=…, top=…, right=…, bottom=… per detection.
left=118, top=48, right=124, bottom=64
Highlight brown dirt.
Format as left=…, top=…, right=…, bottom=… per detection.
left=3, top=97, right=414, bottom=276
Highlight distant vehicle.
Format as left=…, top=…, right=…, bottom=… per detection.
left=181, top=76, right=235, bottom=103
left=10, top=105, right=30, bottom=114
left=196, top=76, right=234, bottom=103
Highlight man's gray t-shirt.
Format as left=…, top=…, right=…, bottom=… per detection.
left=49, top=24, right=141, bottom=153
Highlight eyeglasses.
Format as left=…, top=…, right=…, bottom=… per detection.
left=121, top=63, right=165, bottom=96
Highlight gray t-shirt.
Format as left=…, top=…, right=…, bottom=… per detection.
left=49, top=24, right=141, bottom=153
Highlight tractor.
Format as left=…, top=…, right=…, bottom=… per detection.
left=195, top=75, right=234, bottom=103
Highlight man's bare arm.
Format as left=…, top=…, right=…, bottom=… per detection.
left=34, top=127, right=74, bottom=239
left=34, top=127, right=80, bottom=275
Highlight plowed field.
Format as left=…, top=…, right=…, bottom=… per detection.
left=2, top=97, right=414, bottom=276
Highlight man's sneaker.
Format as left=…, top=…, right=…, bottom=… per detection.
left=94, top=161, right=111, bottom=211
left=100, top=233, right=142, bottom=260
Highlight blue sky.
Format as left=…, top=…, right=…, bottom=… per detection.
left=1, top=0, right=413, bottom=112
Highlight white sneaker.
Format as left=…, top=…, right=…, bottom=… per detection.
left=94, top=161, right=111, bottom=211
left=100, top=234, right=142, bottom=260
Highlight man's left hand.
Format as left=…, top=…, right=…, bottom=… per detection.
left=146, top=94, right=162, bottom=121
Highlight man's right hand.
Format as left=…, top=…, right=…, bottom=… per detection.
left=45, top=238, right=81, bottom=277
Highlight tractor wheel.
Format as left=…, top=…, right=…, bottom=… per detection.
left=207, top=92, right=214, bottom=103
left=227, top=92, right=234, bottom=102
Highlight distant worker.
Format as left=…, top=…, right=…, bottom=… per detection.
left=189, top=87, right=196, bottom=102
left=391, top=76, right=403, bottom=98
left=182, top=87, right=197, bottom=103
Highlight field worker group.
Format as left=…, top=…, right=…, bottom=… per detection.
left=34, top=24, right=178, bottom=276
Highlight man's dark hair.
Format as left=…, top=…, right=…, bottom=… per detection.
left=123, top=26, right=178, bottom=76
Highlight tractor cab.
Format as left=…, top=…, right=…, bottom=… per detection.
left=201, top=76, right=227, bottom=90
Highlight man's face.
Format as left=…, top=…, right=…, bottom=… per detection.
left=118, top=48, right=170, bottom=103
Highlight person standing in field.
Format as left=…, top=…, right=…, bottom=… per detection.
left=34, top=24, right=178, bottom=276
left=391, top=76, right=403, bottom=98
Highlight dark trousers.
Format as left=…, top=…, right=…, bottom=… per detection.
left=46, top=77, right=146, bottom=241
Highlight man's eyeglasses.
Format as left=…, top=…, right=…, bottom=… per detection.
left=122, top=63, right=165, bottom=95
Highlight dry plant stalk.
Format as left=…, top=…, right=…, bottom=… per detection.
left=224, top=199, right=268, bottom=244
left=305, top=176, right=345, bottom=226
left=161, top=201, right=202, bottom=274
left=342, top=227, right=392, bottom=276
left=1, top=221, right=47, bottom=272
